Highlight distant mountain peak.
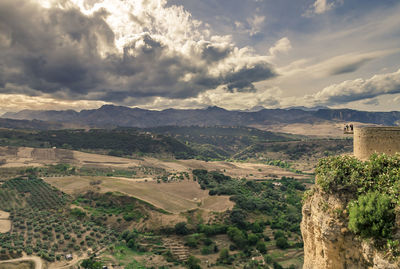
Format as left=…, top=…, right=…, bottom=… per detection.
left=205, top=106, right=226, bottom=111
left=238, top=106, right=266, bottom=112
left=99, top=104, right=125, bottom=110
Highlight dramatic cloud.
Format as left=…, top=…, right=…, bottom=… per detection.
left=310, top=69, right=400, bottom=105
left=1, top=0, right=399, bottom=112
left=0, top=0, right=276, bottom=104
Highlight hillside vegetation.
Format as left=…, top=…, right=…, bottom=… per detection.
left=146, top=126, right=303, bottom=160
left=302, top=153, right=400, bottom=268
left=0, top=129, right=195, bottom=159
left=315, top=153, right=400, bottom=242
left=0, top=167, right=307, bottom=268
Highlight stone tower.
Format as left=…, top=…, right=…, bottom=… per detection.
left=353, top=126, right=400, bottom=160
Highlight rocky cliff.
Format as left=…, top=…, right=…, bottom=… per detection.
left=301, top=187, right=400, bottom=269
left=301, top=154, right=400, bottom=269
left=302, top=186, right=400, bottom=269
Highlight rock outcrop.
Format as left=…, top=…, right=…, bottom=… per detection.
left=301, top=188, right=400, bottom=269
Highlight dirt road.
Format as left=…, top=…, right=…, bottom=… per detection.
left=0, top=256, right=44, bottom=269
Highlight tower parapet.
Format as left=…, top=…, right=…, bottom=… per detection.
left=354, top=127, right=400, bottom=160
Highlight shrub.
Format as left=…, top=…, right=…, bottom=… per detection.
left=273, top=262, right=284, bottom=269
left=175, top=222, right=189, bottom=235
left=203, top=238, right=213, bottom=246
left=247, top=233, right=258, bottom=246
left=256, top=241, right=267, bottom=254
left=186, top=256, right=201, bottom=269
left=275, top=237, right=289, bottom=249
left=273, top=230, right=286, bottom=240
left=201, top=246, right=213, bottom=255
left=217, top=248, right=234, bottom=265
left=185, top=236, right=199, bottom=248
left=348, top=191, right=395, bottom=239
left=81, top=258, right=103, bottom=269
left=70, top=208, right=86, bottom=219
left=316, top=153, right=400, bottom=197
left=315, top=155, right=362, bottom=193
left=229, top=209, right=247, bottom=229
left=227, top=227, right=247, bottom=247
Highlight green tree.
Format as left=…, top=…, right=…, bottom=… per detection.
left=275, top=237, right=289, bottom=249
left=186, top=255, right=201, bottom=269
left=348, top=191, right=395, bottom=238
left=247, top=233, right=258, bottom=246
left=175, top=222, right=189, bottom=235
left=81, top=258, right=103, bottom=269
left=127, top=239, right=136, bottom=249
left=256, top=241, right=267, bottom=254
left=217, top=248, right=233, bottom=265
left=227, top=227, right=247, bottom=247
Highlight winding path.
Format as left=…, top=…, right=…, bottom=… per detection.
left=0, top=255, right=43, bottom=269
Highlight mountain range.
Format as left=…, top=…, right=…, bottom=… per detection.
left=2, top=105, right=400, bottom=128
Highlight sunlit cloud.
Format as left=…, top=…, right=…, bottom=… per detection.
left=0, top=0, right=276, bottom=105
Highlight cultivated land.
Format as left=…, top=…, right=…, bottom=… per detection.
left=0, top=143, right=314, bottom=268
left=0, top=256, right=41, bottom=269
left=0, top=210, right=11, bottom=233
left=45, top=176, right=234, bottom=214
left=0, top=146, right=309, bottom=180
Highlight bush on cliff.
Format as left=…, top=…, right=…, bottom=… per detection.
left=348, top=191, right=395, bottom=239
left=315, top=153, right=400, bottom=240
left=316, top=153, right=400, bottom=198
left=315, top=155, right=363, bottom=193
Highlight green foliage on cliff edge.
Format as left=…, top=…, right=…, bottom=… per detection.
left=315, top=153, right=400, bottom=199
left=315, top=153, right=400, bottom=241
left=348, top=191, right=395, bottom=238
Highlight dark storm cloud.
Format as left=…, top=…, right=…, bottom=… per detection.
left=0, top=0, right=277, bottom=104
left=0, top=0, right=112, bottom=95
left=200, top=42, right=233, bottom=63
left=226, top=81, right=256, bottom=92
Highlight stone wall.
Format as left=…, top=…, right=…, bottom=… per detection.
left=354, top=127, right=400, bottom=160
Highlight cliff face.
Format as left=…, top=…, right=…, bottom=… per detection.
left=301, top=188, right=400, bottom=269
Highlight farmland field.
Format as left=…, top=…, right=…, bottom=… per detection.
left=0, top=146, right=309, bottom=180
left=0, top=142, right=313, bottom=268
left=45, top=176, right=234, bottom=213
left=0, top=210, right=11, bottom=233
left=0, top=261, right=34, bottom=269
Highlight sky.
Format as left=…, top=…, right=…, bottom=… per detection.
left=0, top=0, right=400, bottom=113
